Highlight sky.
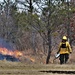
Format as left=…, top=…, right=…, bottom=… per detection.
left=0, top=0, right=71, bottom=2
left=0, top=0, right=41, bottom=14
left=0, top=0, right=15, bottom=2
left=0, top=0, right=3, bottom=2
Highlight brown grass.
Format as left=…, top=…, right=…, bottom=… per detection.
left=0, top=60, right=75, bottom=75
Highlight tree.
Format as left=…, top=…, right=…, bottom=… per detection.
left=40, top=0, right=72, bottom=64
left=0, top=0, right=18, bottom=49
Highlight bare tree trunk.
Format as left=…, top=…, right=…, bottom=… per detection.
left=46, top=0, right=52, bottom=64
left=29, top=0, right=36, bottom=52
left=31, top=31, right=36, bottom=53
left=46, top=30, right=52, bottom=64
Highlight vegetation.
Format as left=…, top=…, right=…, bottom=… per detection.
left=0, top=60, right=75, bottom=75
left=0, top=0, right=75, bottom=64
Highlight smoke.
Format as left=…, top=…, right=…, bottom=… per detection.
left=0, top=38, right=19, bottom=62
left=0, top=38, right=16, bottom=50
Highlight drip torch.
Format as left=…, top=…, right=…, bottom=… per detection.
left=53, top=53, right=60, bottom=63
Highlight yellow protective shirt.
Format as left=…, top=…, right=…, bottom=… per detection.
left=58, top=41, right=72, bottom=54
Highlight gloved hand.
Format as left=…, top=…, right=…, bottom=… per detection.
left=57, top=52, right=59, bottom=54
left=70, top=52, right=72, bottom=54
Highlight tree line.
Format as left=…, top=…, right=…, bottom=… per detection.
left=0, top=0, right=75, bottom=64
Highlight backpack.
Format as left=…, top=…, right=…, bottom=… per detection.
left=61, top=42, right=67, bottom=48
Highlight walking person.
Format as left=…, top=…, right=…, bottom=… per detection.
left=57, top=36, right=72, bottom=64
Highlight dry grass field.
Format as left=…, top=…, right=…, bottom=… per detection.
left=0, top=60, right=75, bottom=75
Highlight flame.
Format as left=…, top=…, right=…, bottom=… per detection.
left=30, top=58, right=35, bottom=62
left=0, top=47, right=35, bottom=62
left=0, top=48, right=8, bottom=55
left=14, top=50, right=23, bottom=57
left=0, top=47, right=23, bottom=58
left=25, top=56, right=35, bottom=62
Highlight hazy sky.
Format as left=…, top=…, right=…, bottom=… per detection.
left=0, top=0, right=3, bottom=2
left=0, top=0, right=15, bottom=2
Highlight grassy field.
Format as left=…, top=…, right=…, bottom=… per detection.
left=0, top=60, right=75, bottom=75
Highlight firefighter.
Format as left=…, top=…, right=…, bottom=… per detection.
left=57, top=36, right=72, bottom=64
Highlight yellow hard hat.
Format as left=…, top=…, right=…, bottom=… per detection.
left=62, top=36, right=67, bottom=40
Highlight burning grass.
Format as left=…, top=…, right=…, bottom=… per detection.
left=0, top=47, right=23, bottom=62
left=0, top=47, right=23, bottom=57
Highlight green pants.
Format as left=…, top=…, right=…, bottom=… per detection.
left=59, top=54, right=69, bottom=64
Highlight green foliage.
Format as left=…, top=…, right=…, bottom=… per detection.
left=0, top=0, right=75, bottom=51
left=14, top=11, right=42, bottom=32
left=15, top=12, right=29, bottom=31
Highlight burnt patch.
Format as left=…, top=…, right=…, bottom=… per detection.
left=40, top=70, right=75, bottom=74
left=4, top=55, right=19, bottom=62
left=0, top=53, right=19, bottom=62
